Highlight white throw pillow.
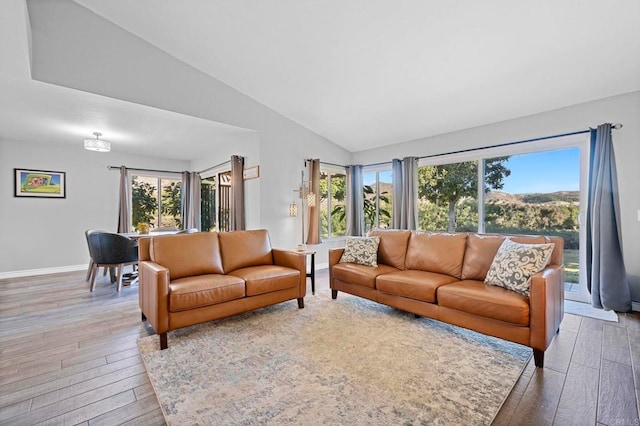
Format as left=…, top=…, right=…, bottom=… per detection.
left=484, top=239, right=555, bottom=296
left=339, top=236, right=381, bottom=267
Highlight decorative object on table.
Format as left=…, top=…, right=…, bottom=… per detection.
left=83, top=132, right=111, bottom=152
left=137, top=222, right=150, bottom=234
left=14, top=168, right=66, bottom=198
left=242, top=165, right=260, bottom=180
left=138, top=290, right=530, bottom=425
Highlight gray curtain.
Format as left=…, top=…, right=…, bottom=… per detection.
left=306, top=159, right=321, bottom=244
left=392, top=157, right=418, bottom=230
left=345, top=164, right=364, bottom=236
left=391, top=158, right=403, bottom=229
left=230, top=155, right=245, bottom=231
left=586, top=123, right=631, bottom=312
left=117, top=165, right=130, bottom=233
left=181, top=171, right=201, bottom=230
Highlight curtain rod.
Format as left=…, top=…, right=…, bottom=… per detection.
left=418, top=123, right=622, bottom=161
left=199, top=160, right=231, bottom=174
left=107, top=165, right=183, bottom=175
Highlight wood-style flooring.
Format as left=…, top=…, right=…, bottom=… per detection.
left=1, top=269, right=639, bottom=425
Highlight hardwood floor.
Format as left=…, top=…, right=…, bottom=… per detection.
left=1, top=269, right=639, bottom=425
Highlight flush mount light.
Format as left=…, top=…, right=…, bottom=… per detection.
left=84, top=132, right=111, bottom=152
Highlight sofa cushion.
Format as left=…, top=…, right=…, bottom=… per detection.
left=169, top=274, right=245, bottom=312
left=229, top=265, right=299, bottom=296
left=461, top=234, right=549, bottom=281
left=485, top=239, right=555, bottom=296
left=376, top=270, right=459, bottom=303
left=368, top=230, right=411, bottom=269
left=339, top=236, right=381, bottom=267
left=218, top=229, right=273, bottom=273
left=405, top=232, right=467, bottom=279
left=150, top=233, right=223, bottom=280
left=437, top=280, right=530, bottom=326
left=332, top=263, right=400, bottom=289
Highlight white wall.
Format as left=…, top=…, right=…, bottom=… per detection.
left=0, top=138, right=189, bottom=274
left=353, top=91, right=640, bottom=303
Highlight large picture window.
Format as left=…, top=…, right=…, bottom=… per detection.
left=131, top=174, right=181, bottom=229
left=417, top=134, right=588, bottom=302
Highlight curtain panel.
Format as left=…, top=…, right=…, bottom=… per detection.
left=586, top=123, right=631, bottom=312
left=117, top=165, right=131, bottom=233
left=230, top=155, right=245, bottom=231
left=345, top=164, right=364, bottom=236
left=391, top=157, right=418, bottom=230
left=181, top=171, right=201, bottom=230
left=306, top=159, right=321, bottom=244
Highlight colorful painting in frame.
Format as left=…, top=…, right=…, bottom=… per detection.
left=14, top=168, right=66, bottom=198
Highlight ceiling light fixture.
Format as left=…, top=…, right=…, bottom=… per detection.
left=84, top=132, right=111, bottom=152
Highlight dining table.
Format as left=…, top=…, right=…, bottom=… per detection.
left=119, top=230, right=179, bottom=240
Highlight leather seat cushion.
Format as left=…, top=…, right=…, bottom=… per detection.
left=437, top=280, right=530, bottom=326
left=229, top=265, right=299, bottom=296
left=169, top=274, right=245, bottom=312
left=376, top=270, right=459, bottom=302
left=332, top=263, right=400, bottom=289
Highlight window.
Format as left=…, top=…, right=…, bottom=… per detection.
left=319, top=167, right=346, bottom=239
left=417, top=133, right=588, bottom=302
left=131, top=174, right=182, bottom=230
left=363, top=168, right=393, bottom=233
left=418, top=160, right=479, bottom=232
left=199, top=170, right=231, bottom=232
left=200, top=175, right=217, bottom=232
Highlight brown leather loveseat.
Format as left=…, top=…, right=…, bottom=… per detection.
left=138, top=229, right=306, bottom=349
left=329, top=230, right=564, bottom=367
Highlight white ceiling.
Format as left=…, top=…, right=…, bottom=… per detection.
left=74, top=0, right=640, bottom=152
left=1, top=0, right=639, bottom=158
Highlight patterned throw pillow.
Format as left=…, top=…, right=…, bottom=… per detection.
left=484, top=239, right=555, bottom=296
left=339, top=236, right=381, bottom=267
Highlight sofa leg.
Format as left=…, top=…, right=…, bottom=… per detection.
left=331, top=289, right=338, bottom=299
left=141, top=312, right=147, bottom=322
left=533, top=349, right=544, bottom=368
left=414, top=314, right=421, bottom=318
left=160, top=333, right=168, bottom=350
left=297, top=298, right=304, bottom=309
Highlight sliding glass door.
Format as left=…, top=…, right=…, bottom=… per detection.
left=418, top=133, right=590, bottom=302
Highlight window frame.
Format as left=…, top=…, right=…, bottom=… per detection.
left=320, top=163, right=347, bottom=240
left=129, top=171, right=182, bottom=230
left=363, top=163, right=393, bottom=232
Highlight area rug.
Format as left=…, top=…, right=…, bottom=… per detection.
left=138, top=291, right=531, bottom=425
left=565, top=299, right=619, bottom=322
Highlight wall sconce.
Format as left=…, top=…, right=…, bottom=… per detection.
left=289, top=202, right=298, bottom=217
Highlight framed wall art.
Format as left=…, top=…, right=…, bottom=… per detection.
left=14, top=168, right=66, bottom=198
left=243, top=165, right=260, bottom=180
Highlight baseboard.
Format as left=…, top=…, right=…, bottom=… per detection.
left=0, top=264, right=87, bottom=280
left=316, top=262, right=328, bottom=271
left=633, top=301, right=640, bottom=312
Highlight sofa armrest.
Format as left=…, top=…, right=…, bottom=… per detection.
left=272, top=249, right=307, bottom=297
left=138, top=261, right=171, bottom=334
left=528, top=264, right=564, bottom=352
left=328, top=248, right=345, bottom=286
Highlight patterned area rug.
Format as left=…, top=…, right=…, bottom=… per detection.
left=138, top=291, right=531, bottom=425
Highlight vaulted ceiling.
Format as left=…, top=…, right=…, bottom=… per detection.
left=1, top=0, right=639, bottom=158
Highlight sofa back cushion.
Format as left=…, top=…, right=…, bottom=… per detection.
left=461, top=234, right=549, bottom=281
left=218, top=229, right=273, bottom=273
left=368, top=229, right=411, bottom=270
left=405, top=232, right=467, bottom=278
left=150, top=232, right=223, bottom=280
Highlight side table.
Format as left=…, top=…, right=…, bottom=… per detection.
left=291, top=249, right=316, bottom=295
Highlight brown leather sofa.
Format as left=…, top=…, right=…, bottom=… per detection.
left=329, top=230, right=564, bottom=367
left=138, top=229, right=306, bottom=349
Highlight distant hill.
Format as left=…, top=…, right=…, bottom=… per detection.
left=486, top=191, right=579, bottom=205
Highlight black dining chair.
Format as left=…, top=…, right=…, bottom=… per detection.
left=85, top=229, right=112, bottom=283
left=87, top=231, right=139, bottom=292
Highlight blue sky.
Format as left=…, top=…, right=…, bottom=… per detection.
left=499, top=148, right=580, bottom=194
left=363, top=147, right=580, bottom=194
